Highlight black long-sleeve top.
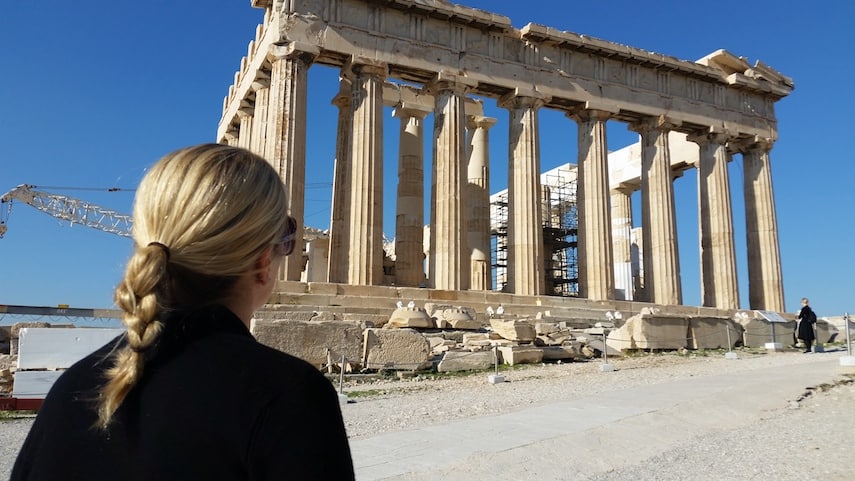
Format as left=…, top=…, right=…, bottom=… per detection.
left=11, top=305, right=355, bottom=481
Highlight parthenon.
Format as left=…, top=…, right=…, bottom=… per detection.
left=217, top=0, right=793, bottom=314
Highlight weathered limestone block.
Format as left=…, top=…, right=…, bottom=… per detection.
left=688, top=317, right=744, bottom=349
left=428, top=336, right=455, bottom=350
left=490, top=318, right=536, bottom=342
left=363, top=328, right=431, bottom=371
left=466, top=340, right=493, bottom=349
left=447, top=318, right=482, bottom=330
left=310, top=311, right=338, bottom=321
left=341, top=313, right=387, bottom=327
left=436, top=350, right=495, bottom=372
left=423, top=302, right=453, bottom=317
left=387, top=306, right=435, bottom=329
left=535, top=329, right=572, bottom=346
left=251, top=319, right=363, bottom=368
left=535, top=322, right=560, bottom=335
left=430, top=340, right=456, bottom=353
left=431, top=306, right=480, bottom=330
left=498, top=345, right=544, bottom=365
left=462, top=333, right=490, bottom=344
left=540, top=342, right=584, bottom=360
left=735, top=316, right=796, bottom=347
left=606, top=313, right=690, bottom=351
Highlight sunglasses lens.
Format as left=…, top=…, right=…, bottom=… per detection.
left=281, top=217, right=296, bottom=255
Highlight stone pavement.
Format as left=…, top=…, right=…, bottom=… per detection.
left=349, top=352, right=847, bottom=481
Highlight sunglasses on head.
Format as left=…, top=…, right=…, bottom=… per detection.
left=277, top=216, right=297, bottom=256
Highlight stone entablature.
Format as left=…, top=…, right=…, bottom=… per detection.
left=219, top=0, right=792, bottom=143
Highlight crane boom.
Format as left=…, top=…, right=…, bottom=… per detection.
left=0, top=184, right=132, bottom=238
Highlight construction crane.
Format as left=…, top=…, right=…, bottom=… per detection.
left=0, top=184, right=133, bottom=239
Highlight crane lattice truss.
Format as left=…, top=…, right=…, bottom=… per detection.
left=0, top=184, right=132, bottom=238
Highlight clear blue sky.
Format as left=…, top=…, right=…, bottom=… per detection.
left=2, top=1, right=853, bottom=319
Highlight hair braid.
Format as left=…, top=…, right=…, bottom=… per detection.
left=96, top=244, right=167, bottom=429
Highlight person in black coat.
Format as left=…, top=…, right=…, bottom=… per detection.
left=11, top=144, right=355, bottom=480
left=796, top=297, right=817, bottom=353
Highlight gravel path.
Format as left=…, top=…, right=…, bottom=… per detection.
left=2, top=348, right=853, bottom=480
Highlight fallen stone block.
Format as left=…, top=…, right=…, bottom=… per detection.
left=689, top=317, right=744, bottom=349
left=387, top=306, right=435, bottom=329
left=498, top=345, right=544, bottom=365
left=363, top=328, right=431, bottom=371
left=251, top=319, right=364, bottom=368
left=490, top=318, right=536, bottom=342
left=540, top=343, right=583, bottom=361
left=436, top=350, right=495, bottom=372
left=606, top=313, right=690, bottom=352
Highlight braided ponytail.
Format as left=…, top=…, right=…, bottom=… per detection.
left=97, top=243, right=167, bottom=428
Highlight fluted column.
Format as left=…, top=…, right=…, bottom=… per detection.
left=690, top=131, right=739, bottom=309
left=429, top=73, right=475, bottom=291
left=327, top=80, right=352, bottom=284
left=629, top=116, right=682, bottom=305
left=611, top=186, right=634, bottom=301
left=467, top=115, right=496, bottom=291
left=499, top=90, right=548, bottom=296
left=237, top=108, right=253, bottom=150
left=344, top=58, right=386, bottom=285
left=249, top=71, right=270, bottom=156
left=267, top=43, right=317, bottom=282
left=393, top=105, right=429, bottom=287
left=571, top=109, right=615, bottom=301
left=739, top=138, right=785, bottom=311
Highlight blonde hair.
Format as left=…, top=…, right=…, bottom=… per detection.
left=97, top=144, right=289, bottom=428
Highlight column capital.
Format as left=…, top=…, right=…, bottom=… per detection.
left=686, top=128, right=731, bottom=147
left=466, top=115, right=497, bottom=130
left=425, top=71, right=478, bottom=95
left=567, top=107, right=613, bottom=123
left=392, top=104, right=431, bottom=120
left=250, top=70, right=271, bottom=91
left=342, top=56, right=388, bottom=81
left=628, top=115, right=681, bottom=134
left=236, top=100, right=255, bottom=117
left=497, top=88, right=550, bottom=110
left=729, top=135, right=775, bottom=154
left=268, top=42, right=319, bottom=63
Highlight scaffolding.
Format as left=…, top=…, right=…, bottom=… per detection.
left=490, top=164, right=578, bottom=296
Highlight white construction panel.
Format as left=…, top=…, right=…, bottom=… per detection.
left=17, top=328, right=124, bottom=370
left=12, top=370, right=63, bottom=398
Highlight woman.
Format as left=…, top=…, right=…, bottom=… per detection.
left=796, top=297, right=817, bottom=353
left=12, top=144, right=355, bottom=480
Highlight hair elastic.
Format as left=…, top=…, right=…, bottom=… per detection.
left=147, top=241, right=171, bottom=261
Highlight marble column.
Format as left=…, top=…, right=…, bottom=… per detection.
left=499, top=90, right=548, bottom=296
left=327, top=80, right=352, bottom=284
left=630, top=116, right=682, bottom=305
left=739, top=138, right=785, bottom=312
left=611, top=186, right=634, bottom=301
left=467, top=115, right=496, bottom=291
left=237, top=106, right=253, bottom=150
left=393, top=106, right=429, bottom=287
left=267, top=43, right=317, bottom=282
left=429, top=73, right=474, bottom=291
left=344, top=58, right=386, bottom=285
left=249, top=72, right=270, bottom=156
left=690, top=131, right=739, bottom=309
left=571, top=109, right=615, bottom=301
